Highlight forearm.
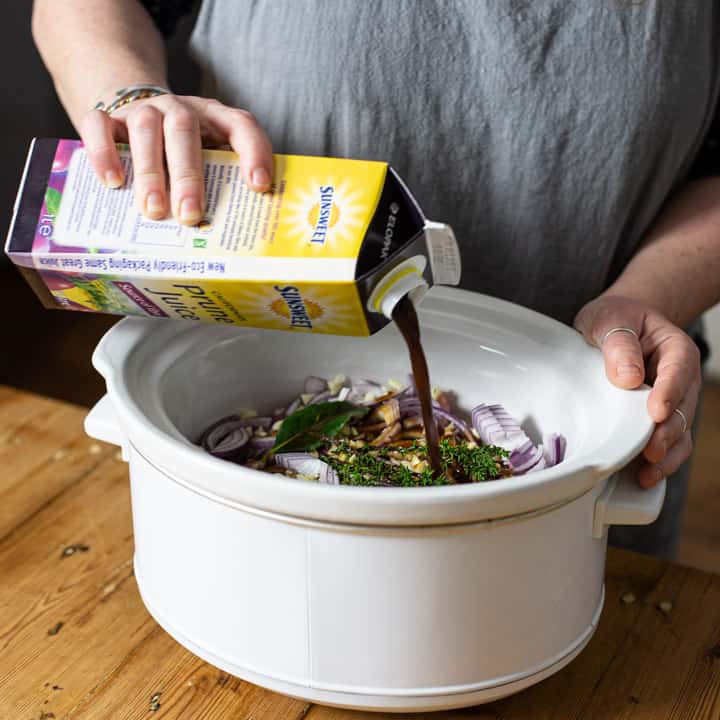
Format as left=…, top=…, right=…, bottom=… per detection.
left=606, top=177, right=720, bottom=328
left=32, top=0, right=168, bottom=130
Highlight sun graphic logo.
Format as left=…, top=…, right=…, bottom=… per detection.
left=280, top=174, right=375, bottom=255
left=308, top=185, right=340, bottom=245
left=271, top=285, right=324, bottom=329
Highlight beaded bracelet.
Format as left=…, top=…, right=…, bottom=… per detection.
left=94, top=85, right=170, bottom=115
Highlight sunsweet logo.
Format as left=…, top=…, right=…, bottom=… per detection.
left=281, top=176, right=371, bottom=252
left=270, top=285, right=324, bottom=329
left=308, top=186, right=339, bottom=244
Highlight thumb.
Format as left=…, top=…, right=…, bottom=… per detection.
left=575, top=304, right=645, bottom=390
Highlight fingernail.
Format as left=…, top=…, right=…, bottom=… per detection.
left=105, top=170, right=123, bottom=188
left=146, top=192, right=165, bottom=216
left=251, top=167, right=271, bottom=190
left=617, top=364, right=642, bottom=377
left=654, top=465, right=664, bottom=481
left=179, top=197, right=202, bottom=223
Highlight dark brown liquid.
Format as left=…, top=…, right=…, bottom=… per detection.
left=392, top=294, right=444, bottom=479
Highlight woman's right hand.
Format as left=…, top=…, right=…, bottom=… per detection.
left=80, top=94, right=273, bottom=225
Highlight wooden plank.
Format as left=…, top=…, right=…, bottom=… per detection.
left=576, top=560, right=720, bottom=719
left=0, top=450, right=154, bottom=720
left=65, top=626, right=311, bottom=720
left=0, top=388, right=115, bottom=540
left=680, top=381, right=720, bottom=575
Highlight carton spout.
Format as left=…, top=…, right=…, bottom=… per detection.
left=366, top=256, right=429, bottom=320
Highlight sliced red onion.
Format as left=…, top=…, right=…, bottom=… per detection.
left=509, top=443, right=545, bottom=474
left=510, top=439, right=534, bottom=457
left=275, top=452, right=319, bottom=475
left=201, top=416, right=250, bottom=461
left=349, top=380, right=383, bottom=404
left=249, top=436, right=275, bottom=453
left=304, top=376, right=328, bottom=394
left=398, top=396, right=448, bottom=412
left=395, top=399, right=471, bottom=438
left=274, top=453, right=339, bottom=484
left=396, top=385, right=416, bottom=400
left=527, top=452, right=547, bottom=473
left=542, top=433, right=567, bottom=467
left=397, top=397, right=416, bottom=410
left=308, top=390, right=332, bottom=405
left=285, top=397, right=302, bottom=416
left=429, top=407, right=472, bottom=437
left=319, top=463, right=339, bottom=485
left=350, top=380, right=379, bottom=393
left=237, top=416, right=273, bottom=429
left=472, top=403, right=529, bottom=451
left=472, top=404, right=520, bottom=434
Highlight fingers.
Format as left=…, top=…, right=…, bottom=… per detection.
left=575, top=297, right=701, bottom=492
left=202, top=100, right=273, bottom=192
left=638, top=431, right=693, bottom=489
left=600, top=328, right=645, bottom=389
left=163, top=104, right=204, bottom=225
left=80, top=110, right=125, bottom=188
left=646, top=333, right=701, bottom=423
left=126, top=104, right=167, bottom=220
left=574, top=298, right=645, bottom=389
left=639, top=337, right=699, bottom=488
left=86, top=95, right=273, bottom=225
left=643, top=382, right=700, bottom=463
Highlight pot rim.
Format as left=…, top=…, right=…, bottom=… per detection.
left=92, top=288, right=654, bottom=526
left=131, top=439, right=599, bottom=532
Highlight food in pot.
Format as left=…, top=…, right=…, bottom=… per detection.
left=198, top=376, right=566, bottom=487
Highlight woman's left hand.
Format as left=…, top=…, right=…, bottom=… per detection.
left=574, top=294, right=701, bottom=488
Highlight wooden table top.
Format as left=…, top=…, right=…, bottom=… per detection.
left=1, top=385, right=719, bottom=720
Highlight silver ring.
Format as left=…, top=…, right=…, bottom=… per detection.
left=674, top=407, right=688, bottom=433
left=601, top=326, right=639, bottom=346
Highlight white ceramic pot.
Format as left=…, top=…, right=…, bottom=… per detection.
left=85, top=288, right=664, bottom=713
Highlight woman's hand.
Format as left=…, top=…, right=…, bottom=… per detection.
left=80, top=94, right=273, bottom=225
left=574, top=294, right=701, bottom=489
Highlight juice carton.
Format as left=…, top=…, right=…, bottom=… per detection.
left=5, top=139, right=461, bottom=335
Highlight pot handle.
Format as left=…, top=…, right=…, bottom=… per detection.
left=92, top=317, right=190, bottom=381
left=92, top=318, right=149, bottom=381
left=592, top=466, right=666, bottom=539
left=84, top=394, right=128, bottom=461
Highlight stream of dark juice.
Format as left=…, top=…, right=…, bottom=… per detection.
left=391, top=294, right=444, bottom=479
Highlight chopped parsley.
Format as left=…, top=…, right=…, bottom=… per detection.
left=323, top=439, right=508, bottom=487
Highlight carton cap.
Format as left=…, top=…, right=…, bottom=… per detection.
left=367, top=256, right=429, bottom=320
left=424, top=221, right=462, bottom=286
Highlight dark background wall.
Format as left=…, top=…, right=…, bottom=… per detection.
left=0, top=3, right=200, bottom=406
